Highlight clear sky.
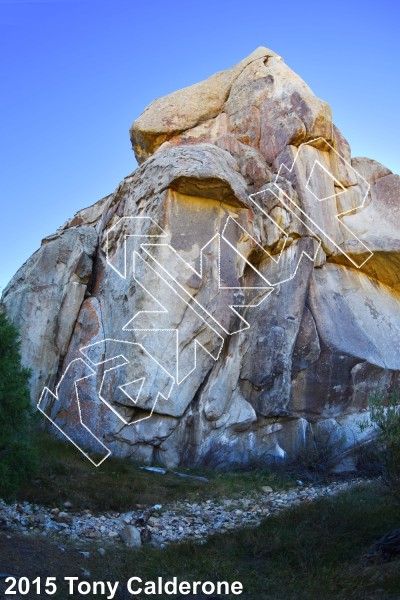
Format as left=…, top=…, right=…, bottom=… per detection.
left=1, top=0, right=399, bottom=290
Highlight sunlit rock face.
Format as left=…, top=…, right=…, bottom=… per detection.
left=3, top=48, right=400, bottom=468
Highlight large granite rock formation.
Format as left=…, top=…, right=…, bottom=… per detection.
left=3, top=48, right=400, bottom=467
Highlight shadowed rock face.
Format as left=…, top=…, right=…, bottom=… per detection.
left=2, top=47, right=400, bottom=467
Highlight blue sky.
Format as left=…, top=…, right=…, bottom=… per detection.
left=1, top=0, right=399, bottom=290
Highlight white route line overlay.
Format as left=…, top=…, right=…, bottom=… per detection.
left=106, top=216, right=168, bottom=280
left=37, top=340, right=175, bottom=466
left=272, top=137, right=373, bottom=269
left=123, top=251, right=225, bottom=385
left=79, top=338, right=175, bottom=423
left=39, top=137, right=375, bottom=465
left=37, top=358, right=110, bottom=467
left=138, top=235, right=273, bottom=336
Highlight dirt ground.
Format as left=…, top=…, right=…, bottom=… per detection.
left=0, top=532, right=218, bottom=600
left=0, top=531, right=90, bottom=599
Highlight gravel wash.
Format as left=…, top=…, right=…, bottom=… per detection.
left=0, top=479, right=370, bottom=550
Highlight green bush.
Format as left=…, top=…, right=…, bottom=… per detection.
left=360, top=389, right=400, bottom=503
left=0, top=311, right=38, bottom=500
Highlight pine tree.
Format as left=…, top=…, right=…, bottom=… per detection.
left=0, top=311, right=38, bottom=500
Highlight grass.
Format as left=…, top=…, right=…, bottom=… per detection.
left=16, top=432, right=294, bottom=512
left=102, top=483, right=399, bottom=600
left=3, top=483, right=400, bottom=599
left=5, top=432, right=400, bottom=598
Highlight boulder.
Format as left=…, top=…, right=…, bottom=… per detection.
left=130, top=47, right=280, bottom=163
left=2, top=48, right=399, bottom=468
left=120, top=525, right=142, bottom=548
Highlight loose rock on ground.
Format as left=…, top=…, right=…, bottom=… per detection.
left=0, top=479, right=369, bottom=550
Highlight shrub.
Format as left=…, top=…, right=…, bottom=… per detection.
left=360, top=389, right=400, bottom=503
left=0, top=312, right=38, bottom=500
left=285, top=428, right=347, bottom=482
left=355, top=440, right=383, bottom=478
